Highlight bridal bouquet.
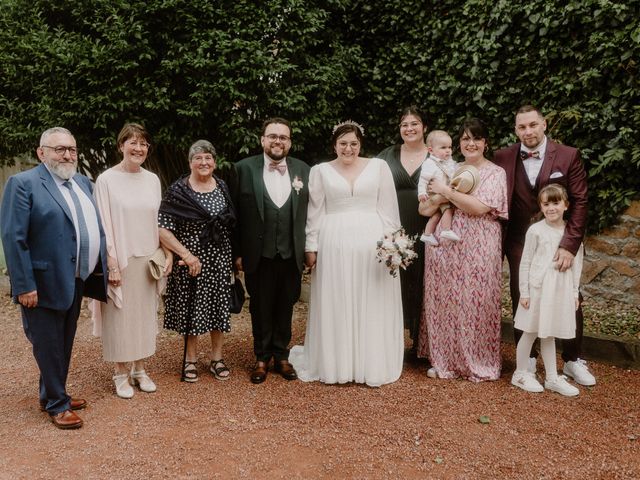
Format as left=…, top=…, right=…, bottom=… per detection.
left=375, top=228, right=418, bottom=278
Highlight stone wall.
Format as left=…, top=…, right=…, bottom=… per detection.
left=582, top=200, right=640, bottom=306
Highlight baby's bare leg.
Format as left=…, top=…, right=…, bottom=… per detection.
left=440, top=205, right=454, bottom=230
left=424, top=211, right=442, bottom=234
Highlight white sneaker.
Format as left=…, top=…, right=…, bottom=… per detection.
left=113, top=373, right=134, bottom=399
left=420, top=234, right=439, bottom=246
left=130, top=369, right=157, bottom=393
left=545, top=375, right=579, bottom=397
left=511, top=370, right=543, bottom=392
left=527, top=357, right=537, bottom=374
left=427, top=367, right=438, bottom=379
left=439, top=230, right=460, bottom=242
left=563, top=359, right=596, bottom=386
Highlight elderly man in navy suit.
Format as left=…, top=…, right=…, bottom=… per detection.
left=494, top=105, right=595, bottom=386
left=1, top=127, right=107, bottom=429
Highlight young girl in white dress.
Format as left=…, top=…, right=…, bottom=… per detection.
left=510, top=184, right=584, bottom=397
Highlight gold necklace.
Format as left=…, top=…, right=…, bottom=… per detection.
left=402, top=146, right=427, bottom=163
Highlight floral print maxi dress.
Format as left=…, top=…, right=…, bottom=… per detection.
left=417, top=162, right=508, bottom=381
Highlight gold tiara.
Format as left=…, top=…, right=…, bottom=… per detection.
left=332, top=120, right=365, bottom=136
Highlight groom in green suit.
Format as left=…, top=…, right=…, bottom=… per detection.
left=234, top=118, right=310, bottom=384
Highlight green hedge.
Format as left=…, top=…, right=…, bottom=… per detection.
left=0, top=0, right=356, bottom=181
left=1, top=0, right=638, bottom=231
left=339, top=0, right=640, bottom=232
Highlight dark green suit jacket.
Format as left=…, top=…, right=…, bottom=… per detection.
left=233, top=154, right=310, bottom=274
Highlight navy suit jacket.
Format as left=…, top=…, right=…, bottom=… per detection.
left=0, top=163, right=108, bottom=310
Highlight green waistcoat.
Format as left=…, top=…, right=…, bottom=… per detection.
left=261, top=192, right=294, bottom=259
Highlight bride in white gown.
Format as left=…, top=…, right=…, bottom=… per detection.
left=289, top=121, right=404, bottom=387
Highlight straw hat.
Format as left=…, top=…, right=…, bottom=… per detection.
left=450, top=164, right=480, bottom=194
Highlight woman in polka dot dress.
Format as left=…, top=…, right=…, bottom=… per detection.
left=159, top=140, right=236, bottom=382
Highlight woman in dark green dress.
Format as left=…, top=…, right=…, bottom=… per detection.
left=378, top=106, right=429, bottom=354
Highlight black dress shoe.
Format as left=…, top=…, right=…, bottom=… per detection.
left=274, top=360, right=298, bottom=381
left=250, top=361, right=268, bottom=384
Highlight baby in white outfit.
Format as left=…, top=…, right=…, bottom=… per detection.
left=417, top=130, right=459, bottom=245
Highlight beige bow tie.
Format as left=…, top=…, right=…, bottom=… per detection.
left=268, top=161, right=287, bottom=175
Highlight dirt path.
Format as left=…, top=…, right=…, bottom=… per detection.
left=0, top=295, right=638, bottom=479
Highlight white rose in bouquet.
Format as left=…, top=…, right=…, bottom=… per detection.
left=375, top=228, right=418, bottom=278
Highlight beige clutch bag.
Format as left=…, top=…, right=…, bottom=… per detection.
left=148, top=248, right=167, bottom=280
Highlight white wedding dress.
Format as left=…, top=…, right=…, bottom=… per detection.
left=289, top=158, right=404, bottom=387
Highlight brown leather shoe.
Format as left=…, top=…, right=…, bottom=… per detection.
left=50, top=409, right=83, bottom=429
left=274, top=360, right=298, bottom=381
left=40, top=398, right=87, bottom=412
left=250, top=361, right=268, bottom=384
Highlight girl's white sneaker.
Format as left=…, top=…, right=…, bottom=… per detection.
left=511, top=370, right=543, bottom=392
left=545, top=375, right=579, bottom=397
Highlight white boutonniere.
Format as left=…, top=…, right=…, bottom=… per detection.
left=292, top=176, right=303, bottom=195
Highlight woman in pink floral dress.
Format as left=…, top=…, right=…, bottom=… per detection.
left=417, top=118, right=507, bottom=381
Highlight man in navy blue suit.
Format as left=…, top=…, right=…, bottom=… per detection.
left=1, top=127, right=107, bottom=429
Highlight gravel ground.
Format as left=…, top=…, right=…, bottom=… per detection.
left=0, top=293, right=638, bottom=480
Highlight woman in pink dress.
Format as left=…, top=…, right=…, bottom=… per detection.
left=417, top=118, right=508, bottom=381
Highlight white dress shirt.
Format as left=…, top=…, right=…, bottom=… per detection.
left=45, top=166, right=101, bottom=276
left=263, top=154, right=292, bottom=208
left=521, top=136, right=548, bottom=187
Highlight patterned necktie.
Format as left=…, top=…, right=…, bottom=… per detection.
left=519, top=150, right=540, bottom=160
left=268, top=161, right=287, bottom=175
left=62, top=181, right=91, bottom=280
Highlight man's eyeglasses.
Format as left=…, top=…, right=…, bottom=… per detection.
left=41, top=145, right=78, bottom=156
left=264, top=134, right=291, bottom=143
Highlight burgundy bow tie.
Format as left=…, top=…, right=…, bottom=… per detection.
left=520, top=150, right=540, bottom=160
left=268, top=161, right=287, bottom=175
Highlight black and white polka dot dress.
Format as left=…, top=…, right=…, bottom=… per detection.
left=159, top=188, right=232, bottom=335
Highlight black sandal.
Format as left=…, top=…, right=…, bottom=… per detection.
left=183, top=361, right=198, bottom=383
left=210, top=359, right=230, bottom=380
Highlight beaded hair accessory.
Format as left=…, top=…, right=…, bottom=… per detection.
left=332, top=120, right=365, bottom=136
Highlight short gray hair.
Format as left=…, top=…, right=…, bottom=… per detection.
left=188, top=140, right=216, bottom=162
left=40, top=127, right=74, bottom=146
